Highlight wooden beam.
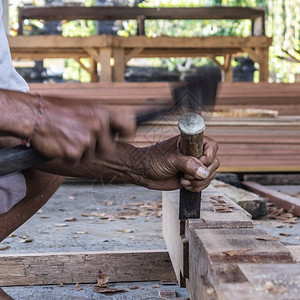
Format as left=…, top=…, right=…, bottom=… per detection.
left=137, top=15, right=146, bottom=36
left=112, top=48, right=125, bottom=82
left=252, top=13, right=265, bottom=36
left=0, top=250, right=175, bottom=286
left=99, top=47, right=112, bottom=82
left=74, top=58, right=90, bottom=74
left=224, top=54, right=233, bottom=82
left=89, top=59, right=99, bottom=83
left=163, top=186, right=253, bottom=287
left=18, top=6, right=266, bottom=22
left=162, top=187, right=296, bottom=299
left=8, top=35, right=272, bottom=49
left=124, top=47, right=144, bottom=64
left=242, top=181, right=300, bottom=216
left=257, top=47, right=269, bottom=82
left=84, top=47, right=100, bottom=63
left=113, top=36, right=272, bottom=49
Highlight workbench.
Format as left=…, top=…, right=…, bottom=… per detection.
left=10, top=6, right=271, bottom=82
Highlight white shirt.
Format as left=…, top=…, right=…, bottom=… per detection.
left=0, top=2, right=29, bottom=92
left=0, top=1, right=27, bottom=214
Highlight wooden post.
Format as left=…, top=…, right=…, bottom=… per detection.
left=112, top=47, right=125, bottom=82
left=137, top=15, right=145, bottom=36
left=251, top=14, right=265, bottom=36
left=258, top=47, right=269, bottom=82
left=89, top=59, right=98, bottom=82
left=1, top=0, right=9, bottom=34
left=99, top=47, right=112, bottom=82
left=224, top=54, right=233, bottom=82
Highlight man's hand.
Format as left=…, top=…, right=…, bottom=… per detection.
left=34, top=97, right=135, bottom=162
left=33, top=133, right=218, bottom=193
left=130, top=135, right=219, bottom=191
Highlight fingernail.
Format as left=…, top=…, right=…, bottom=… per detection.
left=196, top=167, right=209, bottom=179
left=181, top=178, right=191, bottom=186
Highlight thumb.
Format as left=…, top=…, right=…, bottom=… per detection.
left=175, top=155, right=209, bottom=180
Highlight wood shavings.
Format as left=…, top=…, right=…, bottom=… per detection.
left=255, top=236, right=280, bottom=241
left=54, top=223, right=69, bottom=227
left=93, top=274, right=126, bottom=294
left=75, top=283, right=83, bottom=291
left=265, top=281, right=286, bottom=294
left=64, top=217, right=77, bottom=222
left=279, top=233, right=292, bottom=237
left=96, top=274, right=109, bottom=288
left=222, top=248, right=252, bottom=256
left=210, top=196, right=234, bottom=213
left=20, top=238, right=33, bottom=243
left=0, top=245, right=10, bottom=250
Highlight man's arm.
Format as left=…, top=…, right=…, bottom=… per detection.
left=0, top=89, right=135, bottom=161
left=38, top=136, right=219, bottom=192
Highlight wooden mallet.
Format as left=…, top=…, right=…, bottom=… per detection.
left=178, top=112, right=205, bottom=219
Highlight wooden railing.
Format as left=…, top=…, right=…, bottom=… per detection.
left=13, top=6, right=270, bottom=82
left=18, top=6, right=266, bottom=36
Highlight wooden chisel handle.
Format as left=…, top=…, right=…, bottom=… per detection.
left=178, top=113, right=205, bottom=219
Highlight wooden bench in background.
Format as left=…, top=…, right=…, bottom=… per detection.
left=28, top=82, right=300, bottom=173
left=11, top=6, right=271, bottom=82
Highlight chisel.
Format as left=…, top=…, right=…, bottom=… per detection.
left=178, top=112, right=205, bottom=219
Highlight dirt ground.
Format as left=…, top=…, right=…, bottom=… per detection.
left=0, top=181, right=299, bottom=299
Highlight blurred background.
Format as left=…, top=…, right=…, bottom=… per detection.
left=6, top=0, right=300, bottom=83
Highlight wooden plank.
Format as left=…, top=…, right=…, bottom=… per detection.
left=191, top=228, right=293, bottom=264
left=18, top=6, right=265, bottom=22
left=163, top=185, right=295, bottom=299
left=8, top=35, right=272, bottom=50
left=186, top=228, right=294, bottom=299
left=113, top=36, right=272, bottom=49
left=162, top=186, right=253, bottom=287
left=164, top=188, right=253, bottom=230
left=0, top=250, right=175, bottom=286
left=26, top=82, right=300, bottom=106
left=212, top=180, right=267, bottom=219
left=242, top=182, right=300, bottom=216
left=162, top=191, right=186, bottom=287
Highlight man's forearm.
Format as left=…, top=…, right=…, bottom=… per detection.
left=0, top=89, right=37, bottom=139
left=38, top=142, right=151, bottom=187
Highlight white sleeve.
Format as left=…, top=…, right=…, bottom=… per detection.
left=0, top=173, right=27, bottom=215
left=0, top=2, right=29, bottom=93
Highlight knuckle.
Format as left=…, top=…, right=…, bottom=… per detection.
left=65, top=147, right=82, bottom=161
